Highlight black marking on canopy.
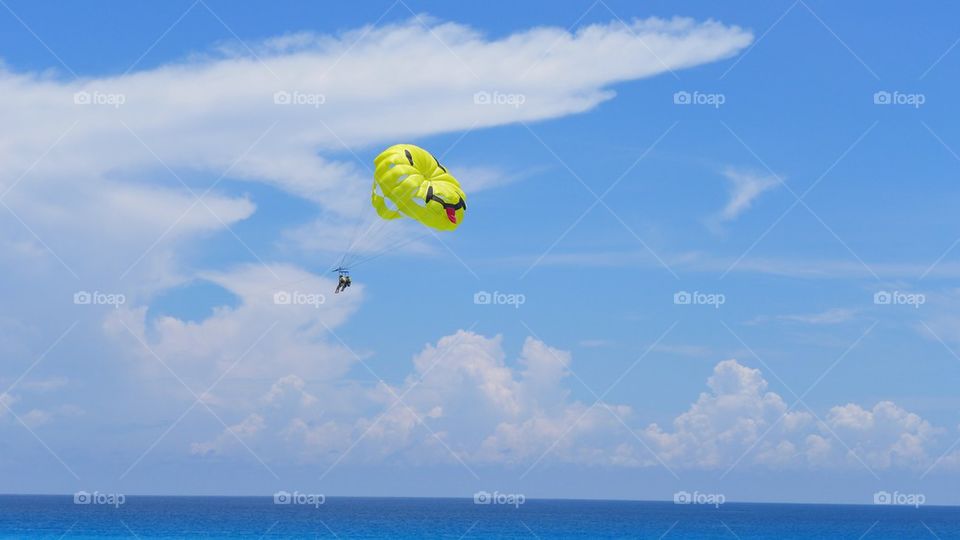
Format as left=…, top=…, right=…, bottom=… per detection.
left=435, top=157, right=447, bottom=174
left=425, top=185, right=466, bottom=210
left=404, top=149, right=414, bottom=166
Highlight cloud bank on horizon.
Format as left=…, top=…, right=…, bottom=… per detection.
left=182, top=328, right=958, bottom=474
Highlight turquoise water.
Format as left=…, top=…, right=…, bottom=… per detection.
left=1, top=496, right=958, bottom=538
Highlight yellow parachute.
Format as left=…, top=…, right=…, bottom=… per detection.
left=372, top=144, right=466, bottom=231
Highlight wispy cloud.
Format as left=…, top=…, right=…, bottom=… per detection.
left=578, top=339, right=613, bottom=348
left=493, top=249, right=960, bottom=281
left=717, top=168, right=780, bottom=222
left=652, top=343, right=714, bottom=357
left=747, top=308, right=860, bottom=326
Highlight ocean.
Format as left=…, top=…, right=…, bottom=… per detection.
left=0, top=496, right=957, bottom=538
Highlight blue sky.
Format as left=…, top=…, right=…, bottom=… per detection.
left=1, top=0, right=960, bottom=505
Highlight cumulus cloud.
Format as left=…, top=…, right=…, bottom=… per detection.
left=181, top=330, right=947, bottom=473
left=644, top=360, right=813, bottom=469
left=191, top=413, right=266, bottom=457
left=188, top=331, right=638, bottom=467
left=0, top=391, right=77, bottom=428
left=825, top=401, right=940, bottom=469
left=106, top=263, right=361, bottom=396
left=644, top=360, right=942, bottom=471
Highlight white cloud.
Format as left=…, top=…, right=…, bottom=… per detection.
left=825, top=401, right=940, bottom=469
left=0, top=15, right=753, bottom=279
left=579, top=339, right=613, bottom=348
left=500, top=249, right=960, bottom=281
left=191, top=413, right=266, bottom=456
left=105, top=263, right=362, bottom=397
left=0, top=392, right=18, bottom=418
left=644, top=359, right=813, bottom=469
left=652, top=343, right=713, bottom=357
left=747, top=308, right=859, bottom=326
left=20, top=409, right=53, bottom=428
left=643, top=359, right=942, bottom=471
left=717, top=168, right=780, bottom=222
left=188, top=331, right=638, bottom=467
left=19, top=377, right=70, bottom=392
left=0, top=392, right=74, bottom=428
left=179, top=330, right=949, bottom=473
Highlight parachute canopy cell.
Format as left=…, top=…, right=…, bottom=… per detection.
left=372, top=144, right=466, bottom=231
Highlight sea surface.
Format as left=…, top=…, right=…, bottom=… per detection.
left=1, top=495, right=958, bottom=539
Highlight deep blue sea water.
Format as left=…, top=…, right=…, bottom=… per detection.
left=1, top=496, right=958, bottom=539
